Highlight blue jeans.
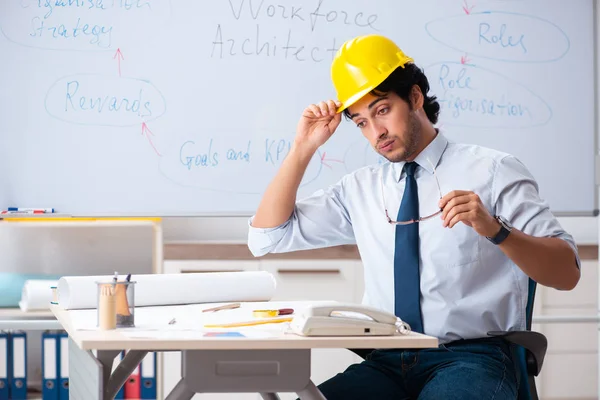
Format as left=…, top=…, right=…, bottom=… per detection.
left=316, top=338, right=518, bottom=399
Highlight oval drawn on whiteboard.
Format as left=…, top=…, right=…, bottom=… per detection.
left=425, top=62, right=552, bottom=129
left=425, top=11, right=570, bottom=63
left=45, top=74, right=167, bottom=127
left=0, top=1, right=171, bottom=52
left=157, top=135, right=322, bottom=194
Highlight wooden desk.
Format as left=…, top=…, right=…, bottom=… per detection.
left=51, top=303, right=438, bottom=400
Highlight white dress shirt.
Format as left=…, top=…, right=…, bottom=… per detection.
left=247, top=133, right=580, bottom=344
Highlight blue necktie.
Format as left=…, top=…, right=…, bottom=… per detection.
left=393, top=161, right=424, bottom=333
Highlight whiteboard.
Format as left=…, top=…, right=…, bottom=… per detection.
left=0, top=0, right=596, bottom=216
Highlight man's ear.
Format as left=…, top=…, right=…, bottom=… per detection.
left=410, top=85, right=424, bottom=110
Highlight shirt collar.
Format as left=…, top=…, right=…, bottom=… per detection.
left=391, top=132, right=448, bottom=182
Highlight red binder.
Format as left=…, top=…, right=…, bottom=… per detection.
left=123, top=362, right=140, bottom=399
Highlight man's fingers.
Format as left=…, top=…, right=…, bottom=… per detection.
left=305, top=100, right=342, bottom=119
left=306, top=104, right=321, bottom=118
left=443, top=203, right=471, bottom=227
left=318, top=101, right=329, bottom=116
left=326, top=100, right=338, bottom=115
left=327, top=113, right=342, bottom=132
left=439, top=190, right=471, bottom=208
left=441, top=194, right=472, bottom=220
left=447, top=210, right=474, bottom=229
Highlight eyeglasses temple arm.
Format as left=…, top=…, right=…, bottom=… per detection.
left=426, top=157, right=444, bottom=200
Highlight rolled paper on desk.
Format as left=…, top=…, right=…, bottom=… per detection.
left=18, top=279, right=59, bottom=311
left=0, top=273, right=62, bottom=308
left=57, top=271, right=277, bottom=310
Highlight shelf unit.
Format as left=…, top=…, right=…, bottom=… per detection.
left=0, top=308, right=61, bottom=330
left=0, top=217, right=165, bottom=398
left=0, top=217, right=164, bottom=275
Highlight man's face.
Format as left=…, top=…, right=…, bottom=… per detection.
left=347, top=91, right=421, bottom=163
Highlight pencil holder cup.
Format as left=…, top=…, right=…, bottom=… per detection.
left=96, top=281, right=136, bottom=329
left=115, top=281, right=136, bottom=328
left=96, top=282, right=116, bottom=330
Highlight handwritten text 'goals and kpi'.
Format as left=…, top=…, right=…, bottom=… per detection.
left=211, top=0, right=379, bottom=62
left=180, top=138, right=295, bottom=170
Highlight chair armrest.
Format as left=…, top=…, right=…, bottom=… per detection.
left=487, top=330, right=547, bottom=376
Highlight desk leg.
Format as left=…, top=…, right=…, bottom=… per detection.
left=96, top=350, right=121, bottom=396
left=297, top=381, right=327, bottom=400
left=165, top=378, right=195, bottom=400
left=100, top=350, right=148, bottom=399
left=260, top=393, right=281, bottom=399
left=68, top=342, right=148, bottom=400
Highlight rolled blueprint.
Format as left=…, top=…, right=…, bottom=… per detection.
left=19, top=279, right=59, bottom=311
left=57, top=271, right=277, bottom=310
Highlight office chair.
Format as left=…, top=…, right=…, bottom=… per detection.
left=487, top=278, right=548, bottom=400
left=349, top=279, right=548, bottom=400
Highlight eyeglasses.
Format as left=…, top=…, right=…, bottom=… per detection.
left=382, top=158, right=443, bottom=225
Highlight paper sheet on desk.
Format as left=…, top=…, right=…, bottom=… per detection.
left=69, top=302, right=296, bottom=331
left=118, top=303, right=291, bottom=339
left=198, top=300, right=336, bottom=327
left=69, top=301, right=336, bottom=336
left=58, top=271, right=276, bottom=309
left=69, top=304, right=204, bottom=331
left=122, top=329, right=279, bottom=339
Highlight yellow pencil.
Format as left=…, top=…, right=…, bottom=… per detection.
left=204, top=317, right=293, bottom=329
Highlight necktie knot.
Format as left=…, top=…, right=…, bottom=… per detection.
left=404, top=162, right=418, bottom=177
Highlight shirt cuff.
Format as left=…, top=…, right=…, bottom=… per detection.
left=556, top=233, right=582, bottom=270
left=247, top=216, right=290, bottom=257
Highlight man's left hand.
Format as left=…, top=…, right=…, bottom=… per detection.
left=438, top=190, right=500, bottom=237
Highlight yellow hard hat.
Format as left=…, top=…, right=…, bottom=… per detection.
left=331, top=34, right=414, bottom=112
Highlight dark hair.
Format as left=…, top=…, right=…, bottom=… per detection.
left=344, top=63, right=440, bottom=124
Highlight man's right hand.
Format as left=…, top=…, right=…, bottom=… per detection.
left=295, top=100, right=342, bottom=152
left=252, top=100, right=342, bottom=229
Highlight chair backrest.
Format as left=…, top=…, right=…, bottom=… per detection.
left=516, top=278, right=537, bottom=400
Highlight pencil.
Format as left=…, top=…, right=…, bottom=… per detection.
left=202, top=303, right=241, bottom=313
left=204, top=317, right=293, bottom=329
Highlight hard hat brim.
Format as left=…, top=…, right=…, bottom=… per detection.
left=336, top=85, right=379, bottom=114
left=335, top=61, right=414, bottom=114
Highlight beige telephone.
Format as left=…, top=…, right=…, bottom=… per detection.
left=290, top=303, right=411, bottom=336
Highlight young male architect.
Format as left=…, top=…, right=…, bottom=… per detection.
left=247, top=34, right=581, bottom=399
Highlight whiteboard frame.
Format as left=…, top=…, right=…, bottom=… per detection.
left=592, top=0, right=600, bottom=218
left=548, top=0, right=600, bottom=217
left=577, top=0, right=600, bottom=218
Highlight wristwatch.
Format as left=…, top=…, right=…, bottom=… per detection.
left=486, top=216, right=513, bottom=245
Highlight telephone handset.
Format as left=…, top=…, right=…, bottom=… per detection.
left=290, top=303, right=411, bottom=337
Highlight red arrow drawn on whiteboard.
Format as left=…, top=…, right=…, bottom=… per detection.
left=460, top=53, right=471, bottom=64
left=141, top=122, right=162, bottom=156
left=113, top=48, right=124, bottom=77
left=462, top=0, right=475, bottom=14
left=320, top=152, right=343, bottom=169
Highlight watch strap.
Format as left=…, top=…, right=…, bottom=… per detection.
left=487, top=217, right=511, bottom=245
